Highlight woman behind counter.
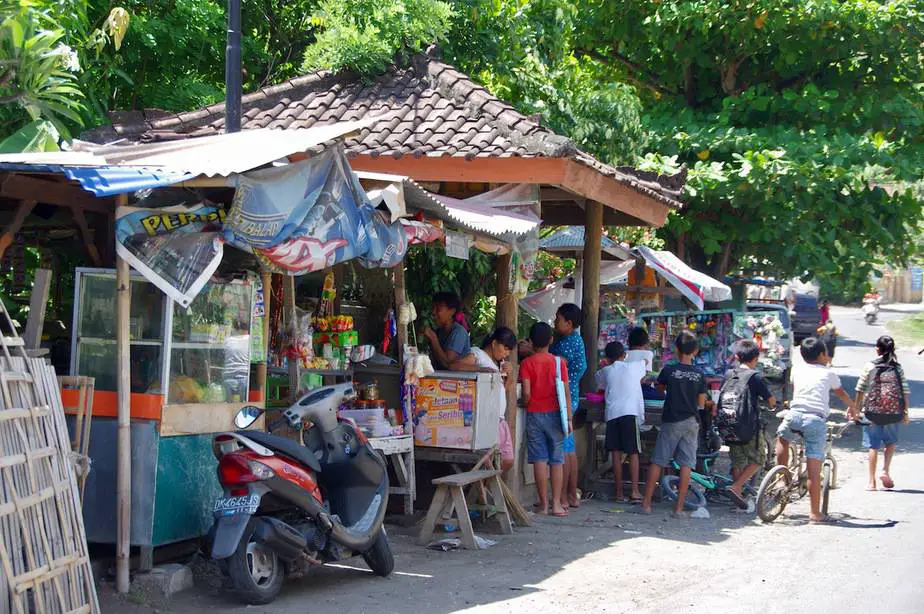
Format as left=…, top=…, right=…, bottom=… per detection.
left=421, top=291, right=472, bottom=371
left=455, top=327, right=517, bottom=473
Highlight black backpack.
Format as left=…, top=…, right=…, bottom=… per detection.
left=715, top=368, right=759, bottom=444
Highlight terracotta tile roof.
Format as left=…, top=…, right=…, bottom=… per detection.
left=83, top=49, right=685, bottom=207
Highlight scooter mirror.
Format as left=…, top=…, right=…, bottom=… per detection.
left=234, top=405, right=263, bottom=429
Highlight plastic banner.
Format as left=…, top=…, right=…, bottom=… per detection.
left=115, top=204, right=225, bottom=307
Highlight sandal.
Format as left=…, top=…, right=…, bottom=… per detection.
left=726, top=488, right=749, bottom=510
left=880, top=474, right=895, bottom=489
left=551, top=509, right=569, bottom=517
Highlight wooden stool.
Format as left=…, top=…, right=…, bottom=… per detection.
left=417, top=469, right=513, bottom=549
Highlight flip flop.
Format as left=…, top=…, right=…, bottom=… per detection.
left=880, top=474, right=895, bottom=489
left=551, top=509, right=569, bottom=517
left=726, top=488, right=749, bottom=510
left=629, top=496, right=644, bottom=505
left=810, top=516, right=838, bottom=525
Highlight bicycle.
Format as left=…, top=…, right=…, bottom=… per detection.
left=755, top=411, right=852, bottom=522
left=660, top=451, right=758, bottom=510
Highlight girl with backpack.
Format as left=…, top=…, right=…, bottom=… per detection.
left=854, top=336, right=911, bottom=491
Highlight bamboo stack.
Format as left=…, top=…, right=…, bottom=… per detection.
left=0, top=301, right=99, bottom=614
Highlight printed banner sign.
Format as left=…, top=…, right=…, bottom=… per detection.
left=414, top=377, right=476, bottom=449
left=115, top=204, right=225, bottom=307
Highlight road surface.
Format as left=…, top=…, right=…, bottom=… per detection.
left=102, top=304, right=924, bottom=614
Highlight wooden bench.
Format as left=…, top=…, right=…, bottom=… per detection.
left=417, top=469, right=513, bottom=549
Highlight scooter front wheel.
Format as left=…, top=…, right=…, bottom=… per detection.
left=228, top=520, right=285, bottom=605
left=362, top=529, right=394, bottom=577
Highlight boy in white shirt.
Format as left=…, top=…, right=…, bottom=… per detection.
left=625, top=327, right=654, bottom=373
left=596, top=342, right=647, bottom=502
left=776, top=337, right=855, bottom=523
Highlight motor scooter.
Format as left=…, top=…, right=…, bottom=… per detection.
left=862, top=293, right=881, bottom=325
left=209, top=382, right=393, bottom=604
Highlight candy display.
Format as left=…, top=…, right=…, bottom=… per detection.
left=599, top=309, right=740, bottom=376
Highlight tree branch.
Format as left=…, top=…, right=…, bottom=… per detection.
left=577, top=46, right=678, bottom=99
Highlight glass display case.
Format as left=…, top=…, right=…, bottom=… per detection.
left=71, top=269, right=168, bottom=394
left=71, top=268, right=254, bottom=406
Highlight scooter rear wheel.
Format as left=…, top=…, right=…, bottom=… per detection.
left=362, top=529, right=394, bottom=577
left=228, top=520, right=285, bottom=605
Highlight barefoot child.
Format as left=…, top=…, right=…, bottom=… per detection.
left=596, top=342, right=647, bottom=502
left=641, top=331, right=706, bottom=517
left=520, top=322, right=571, bottom=516
left=776, top=337, right=855, bottom=523
left=855, top=335, right=910, bottom=491
left=551, top=303, right=587, bottom=509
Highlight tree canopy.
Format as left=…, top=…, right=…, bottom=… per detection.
left=1, top=0, right=921, bottom=300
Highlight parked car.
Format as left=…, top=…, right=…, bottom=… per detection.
left=790, top=293, right=820, bottom=344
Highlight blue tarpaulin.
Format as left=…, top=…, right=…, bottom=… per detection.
left=0, top=163, right=193, bottom=197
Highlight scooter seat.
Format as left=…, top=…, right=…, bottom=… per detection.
left=239, top=431, right=322, bottom=473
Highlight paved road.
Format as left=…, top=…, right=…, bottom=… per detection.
left=102, top=304, right=924, bottom=614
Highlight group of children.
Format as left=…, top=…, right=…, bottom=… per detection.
left=516, top=302, right=911, bottom=522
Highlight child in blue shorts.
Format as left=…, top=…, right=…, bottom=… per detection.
left=551, top=303, right=586, bottom=509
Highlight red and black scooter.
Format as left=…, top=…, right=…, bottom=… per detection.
left=209, top=382, right=393, bottom=604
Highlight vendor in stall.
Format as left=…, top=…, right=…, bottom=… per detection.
left=455, top=327, right=517, bottom=472
left=421, top=291, right=472, bottom=371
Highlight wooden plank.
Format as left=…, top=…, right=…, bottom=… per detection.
left=70, top=208, right=102, bottom=267
left=160, top=402, right=261, bottom=436
left=561, top=160, right=671, bottom=227
left=283, top=275, right=299, bottom=402
left=432, top=469, right=500, bottom=487
left=115, top=239, right=131, bottom=594
left=416, top=485, right=450, bottom=546
left=450, top=487, right=478, bottom=550
left=489, top=475, right=514, bottom=535
left=0, top=199, right=36, bottom=260
left=23, top=269, right=52, bottom=351
left=393, top=265, right=408, bottom=362
left=581, top=201, right=603, bottom=393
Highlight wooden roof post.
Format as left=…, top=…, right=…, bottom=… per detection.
left=581, top=201, right=603, bottom=393
left=494, top=251, right=519, bottom=495
left=256, top=271, right=272, bottom=406
left=115, top=194, right=132, bottom=594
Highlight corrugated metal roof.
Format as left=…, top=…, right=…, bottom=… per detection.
left=539, top=226, right=632, bottom=260
left=355, top=171, right=540, bottom=239
left=0, top=163, right=193, bottom=196
left=0, top=116, right=391, bottom=195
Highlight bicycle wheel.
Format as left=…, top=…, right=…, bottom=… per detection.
left=756, top=465, right=791, bottom=523
left=821, top=463, right=832, bottom=516
left=660, top=475, right=707, bottom=510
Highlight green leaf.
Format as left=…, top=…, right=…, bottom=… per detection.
left=0, top=120, right=60, bottom=153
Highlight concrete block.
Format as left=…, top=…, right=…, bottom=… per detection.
left=133, top=563, right=194, bottom=599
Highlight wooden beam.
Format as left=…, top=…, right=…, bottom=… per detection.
left=0, top=199, right=36, bottom=260
left=71, top=207, right=103, bottom=266
left=114, top=202, right=131, bottom=595
left=0, top=174, right=110, bottom=213
left=284, top=275, right=299, bottom=402
left=561, top=160, right=671, bottom=227
left=23, top=269, right=52, bottom=350
left=541, top=204, right=644, bottom=227
left=494, top=252, right=519, bottom=496
left=581, top=201, right=603, bottom=393
left=348, top=155, right=673, bottom=228
left=539, top=186, right=586, bottom=204
left=394, top=265, right=409, bottom=360
left=258, top=271, right=272, bottom=405
left=349, top=154, right=568, bottom=184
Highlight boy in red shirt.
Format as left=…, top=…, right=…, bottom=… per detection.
left=519, top=322, right=571, bottom=517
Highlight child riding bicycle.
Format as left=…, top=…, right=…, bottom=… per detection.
left=776, top=337, right=855, bottom=524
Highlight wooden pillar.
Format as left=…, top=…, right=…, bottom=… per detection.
left=633, top=258, right=646, bottom=317
left=394, top=265, right=409, bottom=362
left=581, top=201, right=603, bottom=392
left=256, top=271, right=272, bottom=405
left=284, top=275, right=299, bottom=401
left=115, top=192, right=132, bottom=594
left=494, top=251, right=519, bottom=494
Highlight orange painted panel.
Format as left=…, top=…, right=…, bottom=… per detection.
left=61, top=388, right=163, bottom=421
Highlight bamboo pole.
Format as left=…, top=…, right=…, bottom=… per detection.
left=114, top=194, right=132, bottom=594
left=259, top=272, right=272, bottom=405
left=581, top=201, right=603, bottom=393
left=494, top=252, right=519, bottom=496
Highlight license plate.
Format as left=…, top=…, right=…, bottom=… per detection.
left=213, top=495, right=259, bottom=516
